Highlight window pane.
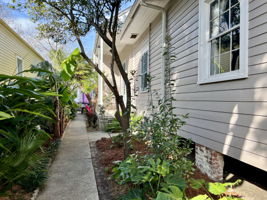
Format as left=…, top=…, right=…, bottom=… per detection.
left=232, top=28, right=240, bottom=50
left=231, top=0, right=239, bottom=6
left=219, top=11, right=229, bottom=33
left=220, top=0, right=229, bottom=13
left=210, top=17, right=219, bottom=38
left=211, top=38, right=220, bottom=57
left=231, top=4, right=240, bottom=27
left=144, top=73, right=148, bottom=89
left=220, top=33, right=231, bottom=53
left=210, top=0, right=219, bottom=20
left=231, top=50, right=239, bottom=71
left=210, top=56, right=220, bottom=75
left=141, top=52, right=148, bottom=74
left=17, top=58, right=23, bottom=74
left=220, top=52, right=231, bottom=73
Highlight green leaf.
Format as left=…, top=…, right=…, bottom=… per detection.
left=0, top=111, right=14, bottom=120
left=222, top=179, right=242, bottom=188
left=218, top=197, right=244, bottom=200
left=119, top=188, right=144, bottom=200
left=190, top=194, right=211, bottom=200
left=10, top=109, right=52, bottom=120
left=156, top=186, right=184, bottom=200
left=165, top=173, right=186, bottom=190
left=207, top=182, right=226, bottom=195
left=190, top=179, right=206, bottom=190
left=156, top=192, right=178, bottom=200
left=71, top=48, right=80, bottom=57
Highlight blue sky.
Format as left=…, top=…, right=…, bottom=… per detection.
left=0, top=0, right=133, bottom=59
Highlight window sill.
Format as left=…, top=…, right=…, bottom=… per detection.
left=198, top=72, right=248, bottom=85
left=140, top=89, right=149, bottom=93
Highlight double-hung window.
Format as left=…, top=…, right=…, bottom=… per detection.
left=198, top=0, right=248, bottom=84
left=17, top=57, right=23, bottom=76
left=140, top=51, right=149, bottom=91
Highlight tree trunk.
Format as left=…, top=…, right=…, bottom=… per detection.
left=53, top=97, right=61, bottom=139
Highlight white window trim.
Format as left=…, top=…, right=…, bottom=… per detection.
left=16, top=56, right=23, bottom=76
left=198, top=0, right=248, bottom=84
left=140, top=47, right=149, bottom=92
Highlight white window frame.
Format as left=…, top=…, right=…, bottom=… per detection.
left=198, top=0, right=248, bottom=84
left=16, top=56, right=23, bottom=76
left=140, top=48, right=149, bottom=92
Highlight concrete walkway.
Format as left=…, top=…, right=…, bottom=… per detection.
left=38, top=114, right=99, bottom=200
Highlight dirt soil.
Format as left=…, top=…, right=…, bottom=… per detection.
left=91, top=137, right=242, bottom=200
left=0, top=185, right=32, bottom=200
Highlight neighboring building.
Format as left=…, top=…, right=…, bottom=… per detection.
left=93, top=0, right=267, bottom=180
left=0, top=19, right=44, bottom=76
left=93, top=7, right=131, bottom=116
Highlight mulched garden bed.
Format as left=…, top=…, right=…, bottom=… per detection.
left=0, top=185, right=32, bottom=200
left=90, top=137, right=239, bottom=200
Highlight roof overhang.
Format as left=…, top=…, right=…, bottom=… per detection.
left=118, top=0, right=170, bottom=45
left=93, top=0, right=170, bottom=56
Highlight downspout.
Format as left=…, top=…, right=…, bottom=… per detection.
left=140, top=0, right=167, bottom=99
left=98, top=38, right=104, bottom=106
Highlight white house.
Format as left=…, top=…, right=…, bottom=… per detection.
left=93, top=0, right=267, bottom=181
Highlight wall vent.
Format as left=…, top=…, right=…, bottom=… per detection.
left=130, top=33, right=138, bottom=39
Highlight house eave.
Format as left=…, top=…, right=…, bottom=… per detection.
left=0, top=18, right=45, bottom=61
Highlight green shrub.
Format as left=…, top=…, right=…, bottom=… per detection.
left=104, top=119, right=122, bottom=133
left=113, top=156, right=243, bottom=200
left=133, top=98, right=193, bottom=175
left=0, top=129, right=50, bottom=190
left=17, top=140, right=60, bottom=192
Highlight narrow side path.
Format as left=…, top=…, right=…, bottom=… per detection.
left=38, top=114, right=99, bottom=200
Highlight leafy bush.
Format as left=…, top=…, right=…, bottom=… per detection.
left=104, top=119, right=122, bottom=133
left=113, top=156, right=243, bottom=200
left=111, top=134, right=124, bottom=148
left=16, top=140, right=60, bottom=192
left=134, top=98, right=193, bottom=175
left=156, top=179, right=243, bottom=200
left=0, top=60, right=78, bottom=191
left=112, top=155, right=185, bottom=198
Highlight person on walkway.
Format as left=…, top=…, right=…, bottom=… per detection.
left=85, top=104, right=98, bottom=128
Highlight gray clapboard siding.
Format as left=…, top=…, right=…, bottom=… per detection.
left=249, top=11, right=267, bottom=30
left=174, top=73, right=267, bottom=93
left=180, top=125, right=267, bottom=157
left=249, top=2, right=267, bottom=19
left=249, top=43, right=267, bottom=57
left=162, top=0, right=267, bottom=171
left=249, top=22, right=267, bottom=39
left=249, top=32, right=267, bottom=47
left=149, top=15, right=162, bottom=97
left=173, top=88, right=267, bottom=102
left=249, top=0, right=266, bottom=11
left=182, top=118, right=267, bottom=143
left=174, top=107, right=267, bottom=130
left=172, top=100, right=267, bottom=116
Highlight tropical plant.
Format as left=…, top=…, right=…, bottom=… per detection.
left=13, top=0, right=134, bottom=157
left=0, top=58, right=79, bottom=191
left=112, top=155, right=186, bottom=198
left=156, top=179, right=244, bottom=200
left=0, top=74, right=55, bottom=190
